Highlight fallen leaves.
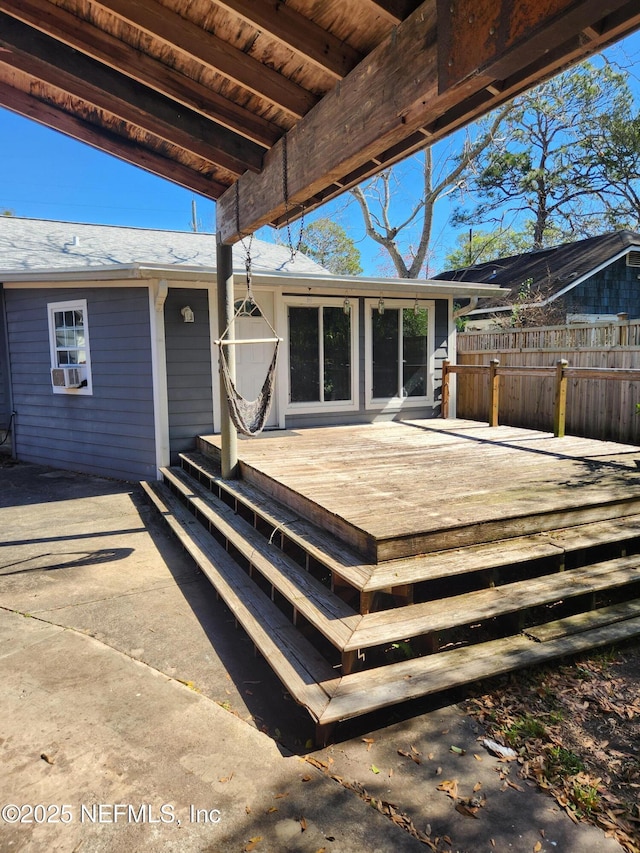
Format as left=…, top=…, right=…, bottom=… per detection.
left=437, top=779, right=459, bottom=799
left=304, top=755, right=444, bottom=851
left=465, top=642, right=640, bottom=853
left=398, top=745, right=422, bottom=765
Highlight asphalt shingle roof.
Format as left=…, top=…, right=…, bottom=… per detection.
left=434, top=231, right=640, bottom=308
left=0, top=217, right=328, bottom=276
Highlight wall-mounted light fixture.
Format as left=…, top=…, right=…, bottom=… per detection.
left=343, top=297, right=351, bottom=316
left=414, top=297, right=420, bottom=315
left=378, top=297, right=385, bottom=315
left=181, top=305, right=195, bottom=323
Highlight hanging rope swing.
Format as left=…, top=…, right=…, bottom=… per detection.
left=216, top=186, right=282, bottom=436
left=216, top=293, right=281, bottom=437
left=217, top=144, right=304, bottom=436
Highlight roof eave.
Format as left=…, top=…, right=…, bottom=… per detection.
left=1, top=263, right=507, bottom=297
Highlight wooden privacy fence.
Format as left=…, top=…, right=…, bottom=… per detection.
left=454, top=319, right=640, bottom=444
left=442, top=359, right=640, bottom=442
left=457, top=316, right=640, bottom=353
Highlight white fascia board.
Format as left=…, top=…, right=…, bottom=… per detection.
left=254, top=272, right=506, bottom=299
left=1, top=262, right=506, bottom=298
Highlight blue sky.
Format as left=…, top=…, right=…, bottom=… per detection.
left=1, top=31, right=639, bottom=277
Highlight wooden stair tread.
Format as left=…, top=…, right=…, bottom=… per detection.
left=141, top=481, right=338, bottom=721
left=525, top=598, right=640, bottom=642
left=162, top=466, right=361, bottom=649
left=180, top=452, right=373, bottom=588
left=319, top=615, right=640, bottom=724
left=366, top=514, right=640, bottom=590
left=347, top=555, right=640, bottom=651
left=366, top=538, right=563, bottom=590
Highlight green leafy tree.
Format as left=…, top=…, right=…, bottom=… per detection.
left=444, top=228, right=529, bottom=269
left=297, top=218, right=362, bottom=275
left=589, top=113, right=640, bottom=229
left=455, top=61, right=635, bottom=248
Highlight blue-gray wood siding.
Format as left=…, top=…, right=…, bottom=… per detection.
left=165, top=288, right=213, bottom=462
left=565, top=257, right=640, bottom=318
left=0, top=285, right=12, bottom=438
left=285, top=298, right=449, bottom=429
left=4, top=286, right=157, bottom=480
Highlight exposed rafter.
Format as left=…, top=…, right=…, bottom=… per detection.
left=0, top=81, right=227, bottom=198
left=211, top=0, right=362, bottom=79
left=92, top=0, right=318, bottom=118
left=0, top=14, right=263, bottom=176
left=1, top=0, right=282, bottom=148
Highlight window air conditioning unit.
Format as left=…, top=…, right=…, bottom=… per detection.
left=51, top=366, right=84, bottom=389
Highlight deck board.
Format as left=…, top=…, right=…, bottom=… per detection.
left=201, top=420, right=640, bottom=561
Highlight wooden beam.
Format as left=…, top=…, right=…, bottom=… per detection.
left=217, top=0, right=640, bottom=241
left=0, top=80, right=228, bottom=198
left=1, top=0, right=282, bottom=148
left=437, top=0, right=636, bottom=91
left=217, top=0, right=440, bottom=241
left=92, top=0, right=317, bottom=118
left=0, top=14, right=263, bottom=176
left=211, top=0, right=362, bottom=79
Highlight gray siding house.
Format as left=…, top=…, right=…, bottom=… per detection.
left=0, top=218, right=501, bottom=480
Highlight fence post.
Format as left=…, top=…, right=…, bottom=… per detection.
left=489, top=358, right=500, bottom=427
left=442, top=360, right=450, bottom=419
left=617, top=313, right=629, bottom=347
left=553, top=359, right=568, bottom=437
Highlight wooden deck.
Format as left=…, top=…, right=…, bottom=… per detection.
left=141, top=420, right=640, bottom=740
left=199, top=420, right=640, bottom=562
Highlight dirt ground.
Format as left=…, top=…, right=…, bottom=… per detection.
left=464, top=637, right=640, bottom=853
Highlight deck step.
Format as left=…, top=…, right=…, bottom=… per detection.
left=348, top=554, right=640, bottom=651
left=320, top=613, right=640, bottom=725
left=141, top=480, right=339, bottom=721
left=180, top=452, right=373, bottom=590
left=160, top=466, right=361, bottom=651
left=181, top=452, right=640, bottom=596
left=144, top=453, right=640, bottom=734
left=367, top=514, right=640, bottom=592
left=524, top=598, right=640, bottom=642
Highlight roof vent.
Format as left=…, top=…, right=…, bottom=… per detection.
left=626, top=250, right=640, bottom=267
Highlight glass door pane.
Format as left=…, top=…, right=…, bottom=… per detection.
left=289, top=307, right=319, bottom=401
left=323, top=307, right=351, bottom=401
left=402, top=308, right=428, bottom=397
left=372, top=309, right=399, bottom=398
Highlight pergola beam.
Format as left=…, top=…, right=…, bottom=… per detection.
left=217, top=0, right=640, bottom=242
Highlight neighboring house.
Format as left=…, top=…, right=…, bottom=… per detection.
left=434, top=230, right=640, bottom=329
left=0, top=217, right=502, bottom=481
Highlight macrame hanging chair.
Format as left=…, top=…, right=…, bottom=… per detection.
left=217, top=294, right=281, bottom=437
left=218, top=157, right=301, bottom=437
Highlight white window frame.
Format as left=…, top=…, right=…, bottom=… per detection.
left=284, top=296, right=359, bottom=415
left=47, top=298, right=93, bottom=395
left=364, top=298, right=435, bottom=410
